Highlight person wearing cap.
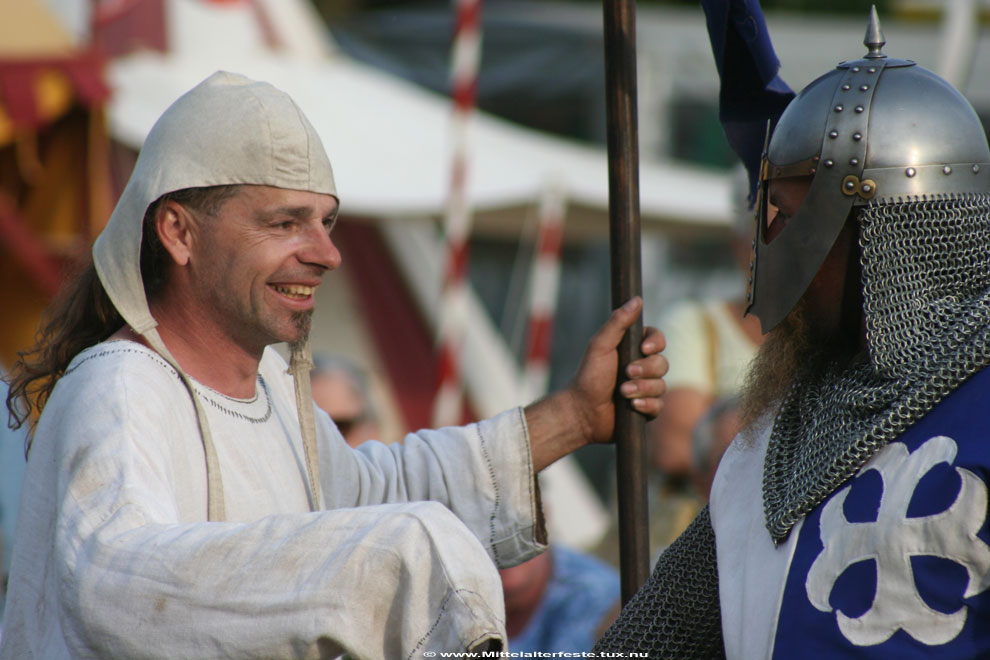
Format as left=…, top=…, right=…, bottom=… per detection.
left=595, top=7, right=990, bottom=659
left=0, top=72, right=666, bottom=659
left=309, top=354, right=383, bottom=448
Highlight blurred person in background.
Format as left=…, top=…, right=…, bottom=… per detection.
left=647, top=164, right=762, bottom=495
left=647, top=164, right=762, bottom=550
left=500, top=543, right=620, bottom=654
left=310, top=353, right=381, bottom=448
left=687, top=395, right=739, bottom=501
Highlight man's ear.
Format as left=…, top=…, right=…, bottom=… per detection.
left=155, top=200, right=198, bottom=266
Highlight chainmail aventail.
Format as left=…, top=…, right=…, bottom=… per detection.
left=763, top=194, right=990, bottom=543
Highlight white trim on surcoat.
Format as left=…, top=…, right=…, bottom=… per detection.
left=709, top=418, right=802, bottom=660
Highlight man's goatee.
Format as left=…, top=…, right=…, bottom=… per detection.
left=289, top=311, right=313, bottom=353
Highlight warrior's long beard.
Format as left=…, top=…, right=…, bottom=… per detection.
left=738, top=300, right=828, bottom=440
left=739, top=292, right=868, bottom=444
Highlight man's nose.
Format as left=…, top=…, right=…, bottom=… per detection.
left=299, top=224, right=342, bottom=271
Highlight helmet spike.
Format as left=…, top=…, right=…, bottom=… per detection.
left=864, top=5, right=887, bottom=59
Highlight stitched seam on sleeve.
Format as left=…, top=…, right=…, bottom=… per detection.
left=478, top=421, right=501, bottom=566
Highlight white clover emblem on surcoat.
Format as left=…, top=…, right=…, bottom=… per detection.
left=805, top=435, right=990, bottom=646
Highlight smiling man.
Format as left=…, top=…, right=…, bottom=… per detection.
left=0, top=72, right=666, bottom=660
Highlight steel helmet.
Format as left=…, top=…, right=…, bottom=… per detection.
left=746, top=7, right=990, bottom=332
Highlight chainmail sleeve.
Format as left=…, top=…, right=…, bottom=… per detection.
left=592, top=504, right=725, bottom=659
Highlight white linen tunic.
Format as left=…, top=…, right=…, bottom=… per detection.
left=0, top=341, right=544, bottom=659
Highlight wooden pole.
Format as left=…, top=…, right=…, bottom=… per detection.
left=602, top=0, right=649, bottom=604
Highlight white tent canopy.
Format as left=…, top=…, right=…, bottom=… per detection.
left=103, top=0, right=731, bottom=232
left=108, top=50, right=731, bottom=229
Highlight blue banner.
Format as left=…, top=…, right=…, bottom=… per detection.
left=699, top=0, right=795, bottom=199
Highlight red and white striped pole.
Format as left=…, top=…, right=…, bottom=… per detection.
left=433, top=0, right=483, bottom=427
left=522, top=182, right=566, bottom=401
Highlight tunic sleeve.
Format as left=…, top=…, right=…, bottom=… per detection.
left=321, top=406, right=545, bottom=569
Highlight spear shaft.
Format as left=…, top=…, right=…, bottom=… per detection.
left=602, top=0, right=649, bottom=604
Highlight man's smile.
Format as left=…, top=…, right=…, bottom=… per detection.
left=271, top=284, right=317, bottom=300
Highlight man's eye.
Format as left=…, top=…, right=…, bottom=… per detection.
left=764, top=209, right=790, bottom=244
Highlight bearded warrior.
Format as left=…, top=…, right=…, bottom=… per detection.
left=596, top=8, right=990, bottom=658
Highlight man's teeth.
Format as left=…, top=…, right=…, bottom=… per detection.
left=273, top=284, right=315, bottom=299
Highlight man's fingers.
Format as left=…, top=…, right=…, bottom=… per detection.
left=625, top=353, right=668, bottom=380
left=631, top=396, right=663, bottom=416
left=618, top=375, right=667, bottom=399
left=641, top=326, right=665, bottom=355
left=590, top=297, right=643, bottom=353
left=619, top=349, right=667, bottom=421
left=619, top=377, right=666, bottom=419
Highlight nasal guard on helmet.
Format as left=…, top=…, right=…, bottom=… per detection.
left=746, top=7, right=990, bottom=332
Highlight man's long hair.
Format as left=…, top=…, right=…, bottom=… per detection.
left=4, top=185, right=239, bottom=433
